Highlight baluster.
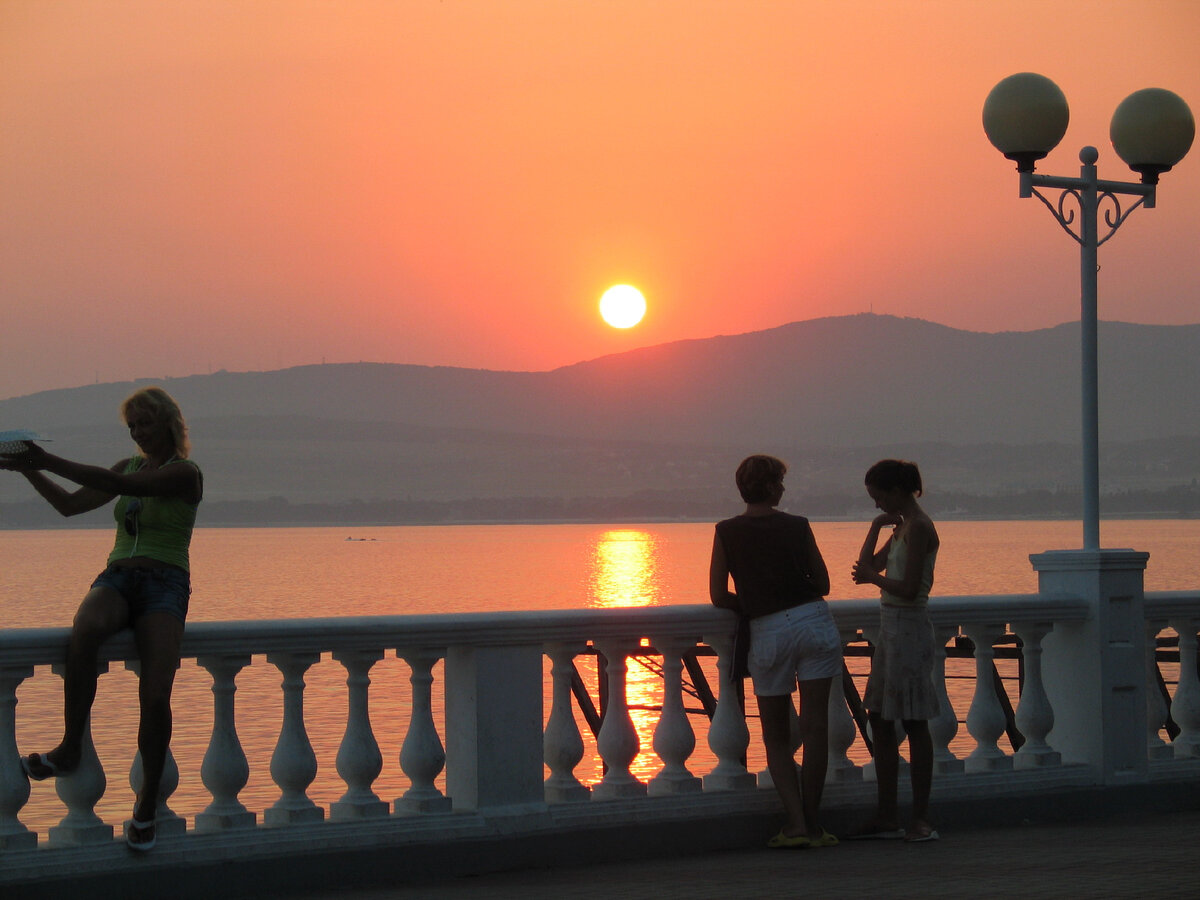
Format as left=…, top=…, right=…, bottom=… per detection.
left=195, top=654, right=256, bottom=831
left=861, top=621, right=881, bottom=783
left=701, top=630, right=755, bottom=791
left=331, top=649, right=388, bottom=820
left=1145, top=620, right=1173, bottom=760
left=1169, top=620, right=1200, bottom=759
left=264, top=651, right=324, bottom=825
left=648, top=637, right=702, bottom=796
left=0, top=665, right=36, bottom=850
left=125, top=658, right=184, bottom=840
left=395, top=649, right=451, bottom=814
left=930, top=624, right=964, bottom=774
left=48, top=661, right=111, bottom=846
left=1012, top=622, right=1061, bottom=768
left=592, top=640, right=647, bottom=799
left=543, top=643, right=590, bottom=803
left=963, top=624, right=1013, bottom=772
left=826, top=626, right=861, bottom=783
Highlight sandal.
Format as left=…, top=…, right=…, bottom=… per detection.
left=20, top=753, right=66, bottom=781
left=904, top=821, right=939, bottom=843
left=126, top=816, right=157, bottom=852
left=809, top=828, right=840, bottom=848
left=767, top=830, right=812, bottom=849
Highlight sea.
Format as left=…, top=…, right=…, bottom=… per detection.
left=4, top=519, right=1197, bottom=835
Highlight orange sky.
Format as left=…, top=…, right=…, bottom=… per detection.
left=1, top=0, right=1198, bottom=399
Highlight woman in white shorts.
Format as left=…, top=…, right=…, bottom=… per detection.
left=710, top=455, right=843, bottom=849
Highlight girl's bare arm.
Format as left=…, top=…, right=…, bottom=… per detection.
left=709, top=533, right=737, bottom=609
left=863, top=518, right=936, bottom=600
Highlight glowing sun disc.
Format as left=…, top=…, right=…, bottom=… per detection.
left=599, top=285, right=647, bottom=328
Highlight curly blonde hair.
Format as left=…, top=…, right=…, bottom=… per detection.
left=121, top=387, right=191, bottom=459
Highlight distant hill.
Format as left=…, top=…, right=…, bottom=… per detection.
left=1, top=314, right=1197, bottom=523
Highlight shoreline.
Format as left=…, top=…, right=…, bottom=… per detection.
left=1, top=511, right=1197, bottom=530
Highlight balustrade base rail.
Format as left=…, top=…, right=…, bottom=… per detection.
left=5, top=765, right=1200, bottom=900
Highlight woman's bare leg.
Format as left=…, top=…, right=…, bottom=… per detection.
left=903, top=718, right=933, bottom=828
left=31, top=587, right=129, bottom=775
left=757, top=694, right=806, bottom=836
left=869, top=713, right=901, bottom=828
left=130, top=611, right=184, bottom=825
left=797, top=676, right=833, bottom=836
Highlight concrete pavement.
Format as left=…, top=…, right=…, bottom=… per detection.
left=283, top=807, right=1199, bottom=900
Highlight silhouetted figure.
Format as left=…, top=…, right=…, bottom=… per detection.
left=1, top=387, right=202, bottom=852
left=709, top=455, right=842, bottom=848
left=851, top=458, right=940, bottom=842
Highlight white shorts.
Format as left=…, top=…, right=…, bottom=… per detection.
left=748, top=600, right=843, bottom=697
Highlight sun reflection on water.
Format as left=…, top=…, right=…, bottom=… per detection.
left=587, top=529, right=661, bottom=608
left=581, top=529, right=674, bottom=782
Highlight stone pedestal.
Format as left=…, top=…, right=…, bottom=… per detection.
left=1031, top=548, right=1149, bottom=785
left=445, top=644, right=547, bottom=811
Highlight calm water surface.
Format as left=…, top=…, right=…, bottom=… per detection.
left=4, top=520, right=1197, bottom=834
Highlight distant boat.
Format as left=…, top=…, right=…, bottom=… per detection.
left=345, top=536, right=377, bottom=541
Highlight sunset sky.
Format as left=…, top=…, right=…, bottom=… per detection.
left=2, top=0, right=1198, bottom=400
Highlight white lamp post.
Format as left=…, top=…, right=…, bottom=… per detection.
left=983, top=73, right=1194, bottom=550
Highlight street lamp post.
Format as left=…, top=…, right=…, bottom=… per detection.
left=983, top=74, right=1195, bottom=550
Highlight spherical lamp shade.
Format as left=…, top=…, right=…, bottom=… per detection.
left=1110, top=88, right=1195, bottom=183
left=983, top=73, right=1070, bottom=171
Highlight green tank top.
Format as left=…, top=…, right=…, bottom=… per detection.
left=108, top=457, right=202, bottom=571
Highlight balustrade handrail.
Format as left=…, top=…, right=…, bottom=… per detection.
left=1145, top=591, right=1200, bottom=619
left=0, top=594, right=1094, bottom=666
left=0, top=606, right=736, bottom=665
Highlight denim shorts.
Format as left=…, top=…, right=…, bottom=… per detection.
left=91, top=563, right=191, bottom=624
left=748, top=600, right=843, bottom=696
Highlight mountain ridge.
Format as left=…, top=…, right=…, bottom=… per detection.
left=0, top=314, right=1196, bottom=516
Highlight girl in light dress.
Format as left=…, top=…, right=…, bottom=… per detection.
left=850, top=459, right=940, bottom=843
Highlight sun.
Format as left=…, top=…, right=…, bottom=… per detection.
left=599, top=285, right=647, bottom=329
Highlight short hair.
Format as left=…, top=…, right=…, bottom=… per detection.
left=735, top=454, right=787, bottom=504
left=864, top=459, right=922, bottom=497
left=122, top=387, right=191, bottom=459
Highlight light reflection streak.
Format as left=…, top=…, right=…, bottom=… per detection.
left=587, top=529, right=662, bottom=609
left=584, top=530, right=668, bottom=780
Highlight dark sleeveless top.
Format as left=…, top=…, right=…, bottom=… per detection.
left=714, top=512, right=824, bottom=619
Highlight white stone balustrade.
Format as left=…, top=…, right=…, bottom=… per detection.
left=699, top=628, right=755, bottom=792
left=1, top=589, right=1198, bottom=877
left=930, top=624, right=964, bottom=774
left=963, top=623, right=1013, bottom=773
left=395, top=649, right=449, bottom=814
left=543, top=643, right=590, bottom=802
left=265, top=650, right=324, bottom=825
left=331, top=648, right=388, bottom=820
left=827, top=623, right=863, bottom=783
left=49, top=660, right=110, bottom=847
left=592, top=639, right=647, bottom=799
left=1147, top=593, right=1200, bottom=761
left=648, top=636, right=702, bottom=796
left=1170, top=620, right=1200, bottom=758
left=195, top=653, right=254, bottom=831
left=0, top=664, right=34, bottom=851
left=1144, top=619, right=1174, bottom=759
left=1011, top=621, right=1060, bottom=768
